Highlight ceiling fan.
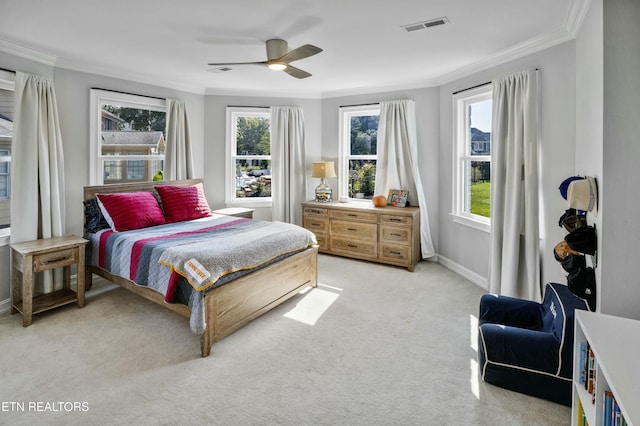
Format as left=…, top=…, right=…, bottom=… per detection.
left=208, top=38, right=322, bottom=79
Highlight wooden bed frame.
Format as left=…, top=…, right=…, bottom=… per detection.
left=83, top=179, right=318, bottom=357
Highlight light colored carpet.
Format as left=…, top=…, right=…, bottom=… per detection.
left=0, top=254, right=570, bottom=425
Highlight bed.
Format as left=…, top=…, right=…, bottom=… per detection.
left=83, top=179, right=318, bottom=357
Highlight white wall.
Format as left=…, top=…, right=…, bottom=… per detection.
left=437, top=41, right=577, bottom=290
left=203, top=94, right=322, bottom=225
left=600, top=0, right=640, bottom=319
left=53, top=68, right=206, bottom=239
left=575, top=0, right=604, bottom=309
left=321, top=88, right=440, bottom=250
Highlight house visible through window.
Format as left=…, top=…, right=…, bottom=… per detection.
left=0, top=80, right=14, bottom=232
left=452, top=85, right=492, bottom=231
left=90, top=89, right=166, bottom=185
left=339, top=105, right=380, bottom=200
left=225, top=107, right=271, bottom=206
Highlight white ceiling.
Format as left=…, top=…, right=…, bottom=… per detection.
left=0, top=0, right=588, bottom=98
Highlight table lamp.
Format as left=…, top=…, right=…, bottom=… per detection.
left=312, top=161, right=336, bottom=202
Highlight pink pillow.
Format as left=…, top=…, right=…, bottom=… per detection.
left=155, top=182, right=212, bottom=223
left=96, top=192, right=165, bottom=232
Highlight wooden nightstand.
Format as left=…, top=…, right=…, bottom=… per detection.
left=212, top=207, right=254, bottom=219
left=10, top=235, right=88, bottom=326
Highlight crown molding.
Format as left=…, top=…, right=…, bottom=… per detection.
left=433, top=26, right=575, bottom=88
left=204, top=86, right=322, bottom=99
left=565, top=0, right=593, bottom=37
left=0, top=38, right=56, bottom=66
left=0, top=0, right=593, bottom=100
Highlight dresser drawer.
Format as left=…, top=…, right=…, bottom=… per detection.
left=33, top=248, right=78, bottom=272
left=304, top=217, right=329, bottom=234
left=379, top=244, right=411, bottom=264
left=329, top=209, right=378, bottom=223
left=331, top=237, right=377, bottom=257
left=303, top=206, right=328, bottom=218
left=380, top=226, right=411, bottom=244
left=380, top=214, right=413, bottom=226
left=330, top=220, right=377, bottom=241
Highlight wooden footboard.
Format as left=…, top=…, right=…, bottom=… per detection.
left=83, top=179, right=318, bottom=357
left=200, top=246, right=318, bottom=357
left=86, top=246, right=318, bottom=357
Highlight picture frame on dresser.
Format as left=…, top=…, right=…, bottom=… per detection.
left=387, top=189, right=408, bottom=207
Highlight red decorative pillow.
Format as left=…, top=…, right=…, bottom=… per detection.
left=155, top=182, right=212, bottom=223
left=96, top=192, right=165, bottom=232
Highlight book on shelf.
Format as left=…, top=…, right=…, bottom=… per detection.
left=579, top=341, right=588, bottom=385
left=603, top=391, right=628, bottom=426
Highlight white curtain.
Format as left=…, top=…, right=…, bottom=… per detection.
left=270, top=106, right=306, bottom=225
left=164, top=99, right=194, bottom=180
left=375, top=100, right=435, bottom=258
left=488, top=69, right=540, bottom=300
left=11, top=72, right=66, bottom=293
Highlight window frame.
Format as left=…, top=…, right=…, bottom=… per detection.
left=89, top=89, right=166, bottom=185
left=0, top=148, right=11, bottom=199
left=225, top=106, right=272, bottom=208
left=451, top=85, right=492, bottom=233
left=338, top=105, right=380, bottom=202
left=0, top=74, right=14, bottom=244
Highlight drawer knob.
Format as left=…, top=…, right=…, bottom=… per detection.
left=347, top=228, right=357, bottom=231
left=46, top=256, right=68, bottom=264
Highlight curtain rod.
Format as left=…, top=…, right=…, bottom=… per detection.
left=452, top=81, right=491, bottom=95
left=452, top=68, right=540, bottom=95
left=91, top=87, right=165, bottom=101
left=340, top=102, right=380, bottom=108
left=0, top=67, right=16, bottom=74
left=228, top=105, right=269, bottom=109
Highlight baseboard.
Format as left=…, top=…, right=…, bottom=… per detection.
left=0, top=297, right=10, bottom=316
left=437, top=254, right=489, bottom=291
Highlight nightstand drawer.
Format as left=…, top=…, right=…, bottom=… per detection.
left=329, top=209, right=377, bottom=223
left=330, top=220, right=377, bottom=241
left=380, top=226, right=411, bottom=244
left=331, top=237, right=377, bottom=257
left=33, top=248, right=78, bottom=272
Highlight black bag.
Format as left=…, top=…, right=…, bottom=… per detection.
left=565, top=225, right=597, bottom=255
left=561, top=253, right=586, bottom=274
left=567, top=267, right=596, bottom=311
left=558, top=208, right=587, bottom=232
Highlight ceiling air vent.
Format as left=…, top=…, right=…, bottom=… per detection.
left=402, top=17, right=449, bottom=32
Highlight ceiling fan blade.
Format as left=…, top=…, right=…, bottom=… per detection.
left=283, top=65, right=312, bottom=79
left=207, top=61, right=267, bottom=67
left=277, top=44, right=322, bottom=63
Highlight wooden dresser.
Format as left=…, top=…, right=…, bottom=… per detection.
left=302, top=201, right=420, bottom=271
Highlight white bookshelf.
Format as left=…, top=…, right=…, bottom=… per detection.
left=572, top=311, right=640, bottom=425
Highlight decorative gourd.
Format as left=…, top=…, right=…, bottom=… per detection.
left=372, top=195, right=387, bottom=207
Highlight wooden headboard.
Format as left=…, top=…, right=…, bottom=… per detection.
left=83, top=178, right=204, bottom=201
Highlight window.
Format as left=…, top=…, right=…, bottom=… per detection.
left=225, top=107, right=271, bottom=206
left=90, top=89, right=166, bottom=185
left=452, top=85, right=492, bottom=231
left=0, top=77, right=14, bottom=236
left=339, top=105, right=380, bottom=200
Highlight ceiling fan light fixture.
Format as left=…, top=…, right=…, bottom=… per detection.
left=268, top=62, right=287, bottom=71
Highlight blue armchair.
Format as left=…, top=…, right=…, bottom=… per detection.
left=478, top=282, right=587, bottom=406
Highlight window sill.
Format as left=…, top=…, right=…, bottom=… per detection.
left=225, top=199, right=272, bottom=209
left=450, top=213, right=490, bottom=233
left=0, top=227, right=10, bottom=247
